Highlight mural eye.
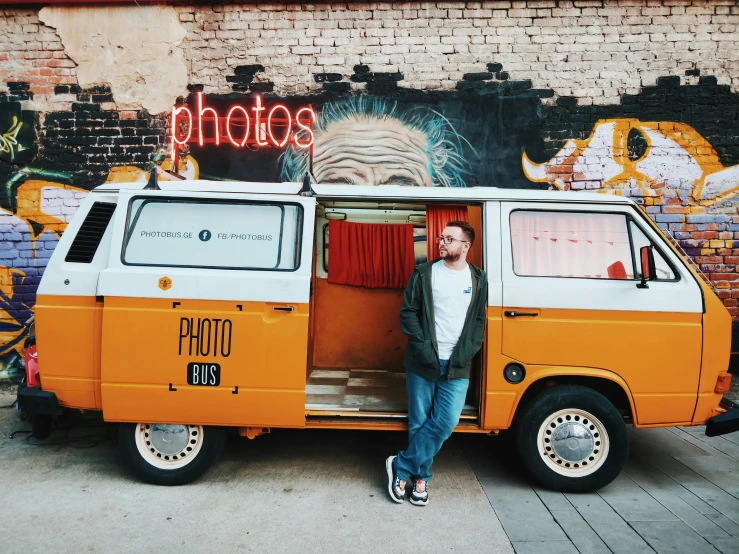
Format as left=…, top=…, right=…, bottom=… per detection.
left=627, top=127, right=648, bottom=162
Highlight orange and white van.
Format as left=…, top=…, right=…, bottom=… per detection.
left=17, top=178, right=739, bottom=491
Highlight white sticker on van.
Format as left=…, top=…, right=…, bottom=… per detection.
left=124, top=200, right=289, bottom=269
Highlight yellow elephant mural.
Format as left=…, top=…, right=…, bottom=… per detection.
left=523, top=119, right=739, bottom=214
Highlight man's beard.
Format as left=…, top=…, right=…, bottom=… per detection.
left=439, top=249, right=461, bottom=262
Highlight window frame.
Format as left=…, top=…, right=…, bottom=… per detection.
left=626, top=215, right=681, bottom=283
left=508, top=208, right=680, bottom=283
left=64, top=201, right=117, bottom=264
left=120, top=196, right=304, bottom=273
left=320, top=211, right=429, bottom=275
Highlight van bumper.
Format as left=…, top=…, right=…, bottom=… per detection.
left=705, top=397, right=739, bottom=437
left=17, top=386, right=62, bottom=417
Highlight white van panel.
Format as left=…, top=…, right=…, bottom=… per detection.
left=500, top=201, right=703, bottom=314
left=484, top=201, right=503, bottom=307
left=37, top=192, right=118, bottom=298
left=94, top=181, right=304, bottom=195
left=310, top=184, right=632, bottom=204
left=97, top=268, right=310, bottom=303
left=97, top=190, right=316, bottom=303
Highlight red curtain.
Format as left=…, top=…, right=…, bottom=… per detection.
left=427, top=204, right=469, bottom=261
left=328, top=220, right=415, bottom=289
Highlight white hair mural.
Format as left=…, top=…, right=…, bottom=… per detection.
left=280, top=96, right=475, bottom=188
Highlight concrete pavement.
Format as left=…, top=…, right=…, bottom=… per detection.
left=0, top=390, right=511, bottom=554
left=2, top=388, right=739, bottom=553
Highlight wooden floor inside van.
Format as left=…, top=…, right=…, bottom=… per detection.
left=305, top=368, right=477, bottom=420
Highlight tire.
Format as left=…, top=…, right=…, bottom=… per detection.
left=515, top=385, right=628, bottom=493
left=118, top=423, right=227, bottom=486
left=31, top=414, right=53, bottom=440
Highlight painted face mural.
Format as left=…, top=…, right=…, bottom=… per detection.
left=522, top=119, right=739, bottom=213
left=279, top=97, right=472, bottom=188
left=2, top=77, right=739, bottom=383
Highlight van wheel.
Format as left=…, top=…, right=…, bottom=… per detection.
left=119, top=423, right=227, bottom=486
left=515, top=385, right=628, bottom=493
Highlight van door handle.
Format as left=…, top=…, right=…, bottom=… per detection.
left=504, top=311, right=538, bottom=318
left=273, top=306, right=294, bottom=312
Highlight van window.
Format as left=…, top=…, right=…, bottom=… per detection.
left=629, top=221, right=676, bottom=280
left=65, top=202, right=116, bottom=263
left=510, top=211, right=634, bottom=279
left=123, top=199, right=302, bottom=271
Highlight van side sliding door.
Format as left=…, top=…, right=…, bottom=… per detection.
left=97, top=191, right=316, bottom=428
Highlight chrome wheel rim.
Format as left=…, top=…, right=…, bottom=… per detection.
left=134, top=423, right=204, bottom=470
left=536, top=409, right=609, bottom=477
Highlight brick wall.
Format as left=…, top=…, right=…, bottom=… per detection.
left=0, top=0, right=738, bottom=382
left=0, top=8, right=77, bottom=106
left=171, top=1, right=739, bottom=100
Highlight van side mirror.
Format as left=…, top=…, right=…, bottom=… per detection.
left=637, top=245, right=656, bottom=289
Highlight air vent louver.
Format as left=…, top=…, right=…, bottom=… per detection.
left=64, top=202, right=116, bottom=263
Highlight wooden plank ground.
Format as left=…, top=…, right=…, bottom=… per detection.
left=462, top=423, right=739, bottom=554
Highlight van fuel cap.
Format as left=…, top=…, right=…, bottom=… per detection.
left=504, top=363, right=526, bottom=384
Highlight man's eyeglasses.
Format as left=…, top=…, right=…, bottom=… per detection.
left=435, top=236, right=470, bottom=245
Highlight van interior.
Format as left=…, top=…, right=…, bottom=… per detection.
left=305, top=201, right=484, bottom=424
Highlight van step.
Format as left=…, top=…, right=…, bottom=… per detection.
left=306, top=368, right=479, bottom=416
left=304, top=416, right=482, bottom=432
left=305, top=409, right=477, bottom=420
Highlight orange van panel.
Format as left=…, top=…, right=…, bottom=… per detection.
left=466, top=205, right=483, bottom=269
left=34, top=295, right=101, bottom=410
left=638, top=206, right=731, bottom=424
left=312, top=279, right=406, bottom=371
left=484, top=308, right=638, bottom=429
left=100, top=297, right=309, bottom=427
left=101, top=385, right=305, bottom=428
left=694, top=280, right=732, bottom=423
left=494, top=307, right=702, bottom=425
left=483, top=368, right=637, bottom=431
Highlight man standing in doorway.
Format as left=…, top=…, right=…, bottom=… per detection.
left=387, top=220, right=488, bottom=506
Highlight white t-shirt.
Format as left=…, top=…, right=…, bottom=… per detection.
left=431, top=260, right=473, bottom=360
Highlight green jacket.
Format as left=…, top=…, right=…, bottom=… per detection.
left=400, top=260, right=488, bottom=381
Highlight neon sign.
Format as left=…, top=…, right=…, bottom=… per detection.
left=171, top=92, right=315, bottom=156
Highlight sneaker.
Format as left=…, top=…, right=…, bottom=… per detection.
left=385, top=456, right=406, bottom=503
left=410, top=479, right=429, bottom=506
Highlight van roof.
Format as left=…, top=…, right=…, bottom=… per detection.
left=92, top=180, right=633, bottom=205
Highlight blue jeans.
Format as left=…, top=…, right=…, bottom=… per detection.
left=395, top=359, right=469, bottom=483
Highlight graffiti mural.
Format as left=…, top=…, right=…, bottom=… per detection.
left=0, top=142, right=195, bottom=382
left=279, top=96, right=474, bottom=188
left=2, top=65, right=739, bottom=382
left=522, top=119, right=739, bottom=212
left=0, top=176, right=87, bottom=382
left=0, top=101, right=36, bottom=166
